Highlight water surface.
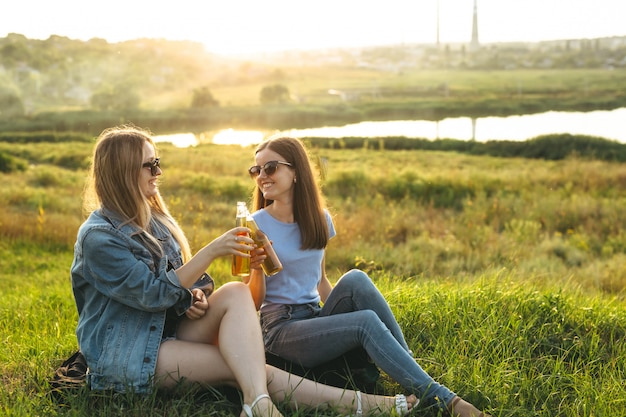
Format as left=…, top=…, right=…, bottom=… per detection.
left=154, top=108, right=626, bottom=147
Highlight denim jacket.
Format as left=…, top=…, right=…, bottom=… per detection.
left=71, top=209, right=192, bottom=393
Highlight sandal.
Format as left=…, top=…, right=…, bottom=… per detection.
left=393, top=394, right=412, bottom=416
left=355, top=390, right=363, bottom=416
left=353, top=391, right=413, bottom=417
left=242, top=393, right=271, bottom=417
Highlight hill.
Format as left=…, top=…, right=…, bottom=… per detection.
left=1, top=33, right=626, bottom=135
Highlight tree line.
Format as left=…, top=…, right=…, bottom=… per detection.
left=0, top=34, right=294, bottom=118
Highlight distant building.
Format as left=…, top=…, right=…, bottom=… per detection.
left=470, top=0, right=480, bottom=51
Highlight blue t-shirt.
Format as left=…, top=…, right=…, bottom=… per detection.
left=252, top=208, right=336, bottom=311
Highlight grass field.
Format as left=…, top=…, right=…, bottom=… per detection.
left=2, top=67, right=625, bottom=136
left=208, top=67, right=626, bottom=106
left=1, top=141, right=625, bottom=416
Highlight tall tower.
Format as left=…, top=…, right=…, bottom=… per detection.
left=470, top=0, right=480, bottom=51
left=436, top=0, right=440, bottom=47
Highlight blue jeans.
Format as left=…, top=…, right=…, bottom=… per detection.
left=260, top=269, right=456, bottom=409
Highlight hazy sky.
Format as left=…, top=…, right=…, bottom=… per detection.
left=2, top=0, right=624, bottom=55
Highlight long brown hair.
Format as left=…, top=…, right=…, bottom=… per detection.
left=84, top=125, right=192, bottom=261
left=252, top=137, right=329, bottom=250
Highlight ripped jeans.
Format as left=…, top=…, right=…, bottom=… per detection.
left=260, top=269, right=456, bottom=409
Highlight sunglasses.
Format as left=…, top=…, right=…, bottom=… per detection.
left=248, top=160, right=292, bottom=178
left=142, top=158, right=160, bottom=176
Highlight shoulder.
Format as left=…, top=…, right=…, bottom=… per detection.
left=322, top=209, right=334, bottom=225
left=323, top=209, right=336, bottom=238
left=252, top=208, right=268, bottom=219
left=252, top=208, right=273, bottom=225
left=77, top=211, right=111, bottom=236
left=77, top=211, right=134, bottom=249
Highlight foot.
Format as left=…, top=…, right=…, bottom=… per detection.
left=241, top=393, right=283, bottom=417
left=352, top=392, right=418, bottom=416
left=394, top=394, right=418, bottom=416
left=447, top=396, right=491, bottom=417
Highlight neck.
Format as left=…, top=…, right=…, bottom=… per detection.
left=266, top=201, right=294, bottom=223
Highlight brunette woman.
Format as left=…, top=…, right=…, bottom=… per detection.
left=245, top=136, right=491, bottom=417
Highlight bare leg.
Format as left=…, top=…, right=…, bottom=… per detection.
left=265, top=365, right=418, bottom=415
left=155, top=282, right=283, bottom=417
left=155, top=281, right=417, bottom=416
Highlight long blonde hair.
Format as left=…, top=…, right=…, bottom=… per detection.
left=84, top=125, right=192, bottom=262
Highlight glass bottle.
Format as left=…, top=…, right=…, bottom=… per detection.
left=246, top=211, right=283, bottom=276
left=231, top=201, right=250, bottom=276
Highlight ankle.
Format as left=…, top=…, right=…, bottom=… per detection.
left=447, top=396, right=488, bottom=417
left=242, top=393, right=281, bottom=417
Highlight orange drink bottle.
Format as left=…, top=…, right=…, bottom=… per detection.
left=231, top=201, right=250, bottom=276
left=246, top=212, right=283, bottom=276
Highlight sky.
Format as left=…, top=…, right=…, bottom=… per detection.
left=2, top=0, right=625, bottom=56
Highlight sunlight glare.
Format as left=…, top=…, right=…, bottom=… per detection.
left=212, top=129, right=265, bottom=147
left=153, top=133, right=198, bottom=148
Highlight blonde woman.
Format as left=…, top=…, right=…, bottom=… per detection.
left=71, top=125, right=416, bottom=417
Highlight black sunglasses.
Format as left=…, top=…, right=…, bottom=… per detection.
left=142, top=158, right=160, bottom=176
left=248, top=160, right=292, bottom=178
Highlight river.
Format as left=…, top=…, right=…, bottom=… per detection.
left=153, top=107, right=626, bottom=148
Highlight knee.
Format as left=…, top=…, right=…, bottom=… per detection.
left=338, top=269, right=371, bottom=286
left=359, top=308, right=379, bottom=322
left=338, top=269, right=377, bottom=296
left=220, top=280, right=249, bottom=293
left=213, top=281, right=253, bottom=303
left=356, top=309, right=388, bottom=333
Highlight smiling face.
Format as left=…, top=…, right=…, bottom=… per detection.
left=254, top=148, right=296, bottom=203
left=140, top=140, right=161, bottom=198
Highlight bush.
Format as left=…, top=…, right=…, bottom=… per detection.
left=260, top=84, right=290, bottom=105
left=0, top=151, right=26, bottom=173
left=0, top=131, right=92, bottom=143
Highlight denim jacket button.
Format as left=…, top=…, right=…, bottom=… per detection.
left=149, top=325, right=157, bottom=331
left=143, top=357, right=151, bottom=363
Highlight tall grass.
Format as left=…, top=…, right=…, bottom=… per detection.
left=1, top=141, right=626, bottom=416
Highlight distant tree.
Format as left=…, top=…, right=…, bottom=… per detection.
left=0, top=43, right=31, bottom=68
left=0, top=84, right=25, bottom=118
left=191, top=86, right=219, bottom=108
left=270, top=68, right=286, bottom=82
left=90, top=84, right=140, bottom=111
left=260, top=84, right=290, bottom=105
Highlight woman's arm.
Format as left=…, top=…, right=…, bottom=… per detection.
left=317, top=255, right=333, bottom=303
left=79, top=228, right=187, bottom=312
left=246, top=268, right=266, bottom=310
left=243, top=247, right=267, bottom=310
left=176, top=226, right=254, bottom=288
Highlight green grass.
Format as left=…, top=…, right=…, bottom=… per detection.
left=1, top=243, right=625, bottom=416
left=2, top=141, right=626, bottom=416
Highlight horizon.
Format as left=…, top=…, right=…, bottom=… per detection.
left=3, top=0, right=626, bottom=56
left=4, top=30, right=625, bottom=60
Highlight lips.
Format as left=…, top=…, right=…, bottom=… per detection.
left=260, top=181, right=274, bottom=197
